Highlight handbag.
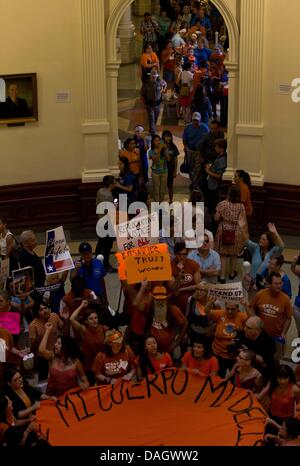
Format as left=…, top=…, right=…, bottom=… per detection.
left=221, top=228, right=235, bottom=246
left=180, top=83, right=190, bottom=97
left=180, top=152, right=190, bottom=174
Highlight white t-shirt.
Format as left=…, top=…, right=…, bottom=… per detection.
left=0, top=230, right=14, bottom=256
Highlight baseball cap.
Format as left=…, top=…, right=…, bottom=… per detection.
left=152, top=286, right=168, bottom=300
left=79, top=242, right=92, bottom=253
left=192, top=112, right=201, bottom=121
left=105, top=329, right=123, bottom=345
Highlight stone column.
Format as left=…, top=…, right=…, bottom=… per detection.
left=117, top=6, right=136, bottom=64
left=106, top=61, right=122, bottom=177
left=236, top=0, right=265, bottom=186
left=81, top=0, right=111, bottom=182
left=223, top=63, right=239, bottom=182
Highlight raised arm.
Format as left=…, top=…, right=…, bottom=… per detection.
left=38, top=322, right=55, bottom=360
left=268, top=223, right=284, bottom=249
left=69, top=300, right=89, bottom=338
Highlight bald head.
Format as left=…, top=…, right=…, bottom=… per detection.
left=245, top=316, right=263, bottom=340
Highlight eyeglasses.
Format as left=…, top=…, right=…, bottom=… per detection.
left=245, top=324, right=257, bottom=330
left=203, top=240, right=209, bottom=244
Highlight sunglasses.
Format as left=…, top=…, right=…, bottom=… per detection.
left=203, top=239, right=209, bottom=244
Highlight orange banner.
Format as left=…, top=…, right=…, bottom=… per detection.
left=37, top=369, right=266, bottom=446
left=115, top=243, right=172, bottom=284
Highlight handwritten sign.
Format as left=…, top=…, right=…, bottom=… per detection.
left=0, top=312, right=20, bottom=334
left=115, top=243, right=171, bottom=284
left=116, top=211, right=159, bottom=251
left=44, top=226, right=74, bottom=275
left=36, top=370, right=266, bottom=446
left=208, top=282, right=244, bottom=303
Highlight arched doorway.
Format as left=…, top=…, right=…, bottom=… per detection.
left=106, top=0, right=239, bottom=177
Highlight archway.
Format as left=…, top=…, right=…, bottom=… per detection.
left=105, top=0, right=240, bottom=176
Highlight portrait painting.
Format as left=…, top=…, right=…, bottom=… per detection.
left=0, top=73, right=38, bottom=124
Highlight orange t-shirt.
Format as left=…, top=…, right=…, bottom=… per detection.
left=140, top=52, right=159, bottom=68
left=210, top=309, right=247, bottom=359
left=81, top=324, right=109, bottom=372
left=92, top=346, right=136, bottom=379
left=251, top=289, right=292, bottom=337
left=171, top=259, right=200, bottom=312
left=181, top=351, right=219, bottom=375
left=29, top=313, right=63, bottom=355
left=139, top=352, right=173, bottom=374
left=240, top=182, right=253, bottom=217
left=150, top=305, right=187, bottom=352
left=120, top=148, right=141, bottom=175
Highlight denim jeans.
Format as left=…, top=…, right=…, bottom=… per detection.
left=147, top=104, right=161, bottom=134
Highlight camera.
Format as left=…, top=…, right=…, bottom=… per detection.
left=227, top=333, right=244, bottom=355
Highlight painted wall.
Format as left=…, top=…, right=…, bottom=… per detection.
left=262, top=0, right=300, bottom=185
left=0, top=0, right=83, bottom=185
left=1, top=0, right=300, bottom=187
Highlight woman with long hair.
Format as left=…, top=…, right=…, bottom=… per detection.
left=149, top=134, right=169, bottom=202
left=257, top=364, right=300, bottom=424
left=161, top=130, right=180, bottom=203
left=191, top=83, right=212, bottom=127
left=181, top=334, right=219, bottom=377
left=214, top=185, right=247, bottom=283
left=4, top=368, right=55, bottom=421
left=70, top=300, right=109, bottom=382
left=137, top=335, right=173, bottom=378
left=38, top=322, right=89, bottom=397
left=234, top=170, right=253, bottom=217
left=244, top=222, right=284, bottom=281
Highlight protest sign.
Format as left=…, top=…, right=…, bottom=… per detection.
left=0, top=258, right=10, bottom=290
left=115, top=243, right=171, bottom=284
left=116, top=211, right=159, bottom=251
left=37, top=369, right=266, bottom=446
left=12, top=266, right=34, bottom=296
left=44, top=226, right=74, bottom=275
left=208, top=282, right=244, bottom=302
left=0, top=338, right=6, bottom=362
left=0, top=312, right=20, bottom=334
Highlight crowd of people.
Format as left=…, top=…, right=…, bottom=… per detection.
left=1, top=0, right=300, bottom=449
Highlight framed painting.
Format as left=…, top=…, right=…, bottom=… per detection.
left=0, top=73, right=38, bottom=125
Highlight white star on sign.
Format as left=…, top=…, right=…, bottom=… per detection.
left=47, top=265, right=54, bottom=272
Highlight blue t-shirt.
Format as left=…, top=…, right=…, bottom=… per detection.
left=194, top=47, right=212, bottom=68
left=183, top=123, right=210, bottom=151
left=78, top=258, right=106, bottom=296
left=245, top=241, right=284, bottom=278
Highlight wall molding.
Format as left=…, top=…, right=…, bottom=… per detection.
left=0, top=179, right=299, bottom=236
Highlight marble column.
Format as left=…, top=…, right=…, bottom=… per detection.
left=106, top=61, right=121, bottom=176
left=81, top=0, right=111, bottom=182
left=236, top=0, right=265, bottom=186
left=117, top=6, right=136, bottom=64
left=223, top=63, right=239, bottom=182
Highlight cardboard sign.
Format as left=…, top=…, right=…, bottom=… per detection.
left=12, top=266, right=34, bottom=296
left=0, top=338, right=7, bottom=362
left=208, top=282, right=244, bottom=303
left=44, top=226, right=74, bottom=275
left=115, top=243, right=171, bottom=284
left=0, top=312, right=21, bottom=334
left=36, top=369, right=266, bottom=446
left=116, top=211, right=159, bottom=251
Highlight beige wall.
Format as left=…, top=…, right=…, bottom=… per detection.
left=262, top=0, right=300, bottom=184
left=0, top=0, right=83, bottom=185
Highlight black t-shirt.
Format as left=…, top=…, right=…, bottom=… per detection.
left=19, top=249, right=46, bottom=287
left=237, top=329, right=276, bottom=381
